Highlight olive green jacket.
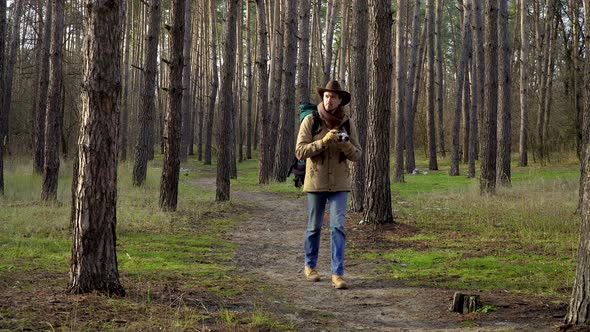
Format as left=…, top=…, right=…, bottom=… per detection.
left=295, top=114, right=362, bottom=192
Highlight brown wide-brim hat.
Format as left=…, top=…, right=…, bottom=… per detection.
left=317, top=80, right=351, bottom=107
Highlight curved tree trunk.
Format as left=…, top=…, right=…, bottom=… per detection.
left=42, top=0, right=65, bottom=201
left=159, top=0, right=185, bottom=210
left=363, top=0, right=393, bottom=225
left=216, top=0, right=239, bottom=201
left=349, top=0, right=368, bottom=212
left=273, top=0, right=298, bottom=183
left=132, top=0, right=160, bottom=186
left=404, top=0, right=421, bottom=174
left=34, top=0, right=52, bottom=174
left=256, top=0, right=270, bottom=185
left=479, top=0, right=498, bottom=195
left=393, top=0, right=406, bottom=183
left=69, top=0, right=124, bottom=296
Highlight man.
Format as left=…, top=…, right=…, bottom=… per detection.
left=295, top=80, right=362, bottom=289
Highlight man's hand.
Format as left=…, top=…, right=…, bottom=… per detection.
left=322, top=129, right=339, bottom=146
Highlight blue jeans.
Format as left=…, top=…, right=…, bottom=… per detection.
left=304, top=191, right=348, bottom=276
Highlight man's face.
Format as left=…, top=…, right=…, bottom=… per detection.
left=323, top=92, right=342, bottom=111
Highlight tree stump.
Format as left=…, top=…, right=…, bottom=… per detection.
left=450, top=292, right=480, bottom=313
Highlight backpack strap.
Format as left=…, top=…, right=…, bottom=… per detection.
left=311, top=111, right=322, bottom=136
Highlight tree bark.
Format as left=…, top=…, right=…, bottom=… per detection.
left=337, top=0, right=349, bottom=86
left=245, top=1, right=253, bottom=159
left=296, top=0, right=311, bottom=104
left=180, top=0, right=192, bottom=162
left=159, top=0, right=184, bottom=210
left=349, top=0, right=368, bottom=212
left=426, top=0, right=438, bottom=170
left=42, top=0, right=65, bottom=201
left=0, top=0, right=5, bottom=194
left=450, top=0, right=471, bottom=176
left=34, top=0, right=52, bottom=174
left=471, top=0, right=484, bottom=163
left=272, top=0, right=298, bottom=183
left=132, top=0, right=160, bottom=186
left=216, top=0, right=239, bottom=201
left=479, top=0, right=498, bottom=195
left=256, top=0, right=270, bottom=185
left=0, top=0, right=24, bottom=146
left=119, top=1, right=131, bottom=162
left=496, top=0, right=512, bottom=186
left=323, top=0, right=340, bottom=86
left=518, top=0, right=529, bottom=167
left=393, top=0, right=407, bottom=183
left=404, top=0, right=421, bottom=174
left=69, top=0, right=125, bottom=296
left=268, top=0, right=283, bottom=177
left=204, top=0, right=218, bottom=165
left=363, top=0, right=393, bottom=225
left=435, top=0, right=445, bottom=158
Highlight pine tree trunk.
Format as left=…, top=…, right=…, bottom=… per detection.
left=425, top=0, right=438, bottom=170
left=497, top=0, right=512, bottom=185
left=404, top=0, right=421, bottom=174
left=256, top=0, right=270, bottom=184
left=0, top=0, right=5, bottom=194
left=472, top=0, right=484, bottom=162
left=518, top=0, right=529, bottom=167
left=216, top=0, right=239, bottom=201
left=273, top=0, right=297, bottom=183
left=462, top=60, right=471, bottom=164
left=179, top=0, right=192, bottom=162
left=42, top=0, right=64, bottom=201
left=1, top=0, right=24, bottom=147
left=363, top=0, right=393, bottom=225
left=119, top=2, right=131, bottom=162
left=69, top=0, right=124, bottom=296
left=204, top=0, right=218, bottom=165
left=34, top=0, right=52, bottom=174
left=296, top=0, right=311, bottom=104
left=323, top=0, right=340, bottom=86
left=268, top=0, right=283, bottom=177
left=245, top=1, right=253, bottom=159
left=159, top=0, right=184, bottom=210
left=450, top=0, right=471, bottom=176
left=435, top=0, right=445, bottom=158
left=393, top=0, right=406, bottom=183
left=337, top=0, right=349, bottom=86
left=132, top=0, right=160, bottom=186
left=479, top=0, right=498, bottom=195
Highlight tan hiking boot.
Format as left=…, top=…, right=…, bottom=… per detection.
left=331, top=275, right=348, bottom=289
left=304, top=266, right=320, bottom=282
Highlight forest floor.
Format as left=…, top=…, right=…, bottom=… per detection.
left=193, top=176, right=568, bottom=332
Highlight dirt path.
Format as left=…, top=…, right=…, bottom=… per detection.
left=194, top=178, right=565, bottom=331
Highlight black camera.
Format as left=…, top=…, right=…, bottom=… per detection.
left=337, top=132, right=349, bottom=142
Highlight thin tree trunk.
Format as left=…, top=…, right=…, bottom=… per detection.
left=518, top=0, right=529, bottom=167
left=180, top=0, right=192, bottom=162
left=323, top=0, right=340, bottom=86
left=70, top=0, right=124, bottom=295
left=497, top=0, right=512, bottom=185
left=268, top=0, right=283, bottom=176
left=472, top=0, right=484, bottom=161
left=349, top=0, right=368, bottom=212
left=404, top=0, right=421, bottom=174
left=393, top=0, right=407, bottom=183
left=337, top=0, right=349, bottom=86
left=363, top=0, right=393, bottom=225
left=450, top=0, right=471, bottom=176
left=204, top=0, right=218, bottom=165
left=159, top=0, right=184, bottom=210
left=132, top=0, right=160, bottom=186
left=462, top=58, right=471, bottom=164
left=479, top=0, right=498, bottom=195
left=426, top=0, right=438, bottom=170
left=256, top=0, right=270, bottom=184
left=119, top=1, right=131, bottom=162
left=435, top=0, right=445, bottom=157
left=245, top=1, right=253, bottom=159
left=41, top=0, right=64, bottom=201
left=34, top=0, right=52, bottom=174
